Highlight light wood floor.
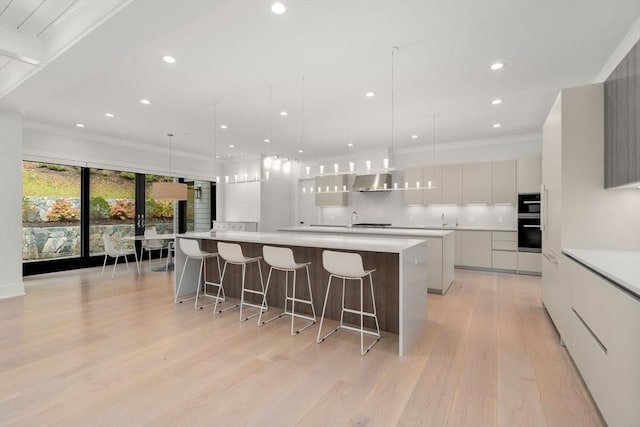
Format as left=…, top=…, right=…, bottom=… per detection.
left=1, top=265, right=603, bottom=426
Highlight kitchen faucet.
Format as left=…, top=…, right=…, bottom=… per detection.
left=441, top=212, right=447, bottom=227
left=348, top=211, right=358, bottom=227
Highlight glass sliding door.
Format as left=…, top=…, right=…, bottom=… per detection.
left=22, top=161, right=212, bottom=275
left=145, top=175, right=175, bottom=234
left=88, top=168, right=137, bottom=256
left=22, top=161, right=82, bottom=262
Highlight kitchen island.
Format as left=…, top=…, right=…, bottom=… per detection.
left=279, top=226, right=455, bottom=294
left=175, top=231, right=428, bottom=356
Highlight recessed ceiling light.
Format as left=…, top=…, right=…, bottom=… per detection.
left=280, top=111, right=288, bottom=116
left=105, top=112, right=115, bottom=118
left=240, top=152, right=244, bottom=155
left=75, top=123, right=85, bottom=128
left=264, top=138, right=270, bottom=143
left=140, top=99, right=151, bottom=105
left=490, top=62, right=504, bottom=71
left=271, top=2, right=286, bottom=14
left=348, top=143, right=353, bottom=147
left=228, top=144, right=235, bottom=148
left=163, top=56, right=176, bottom=64
left=365, top=91, right=375, bottom=97
left=216, top=155, right=220, bottom=159
left=298, top=149, right=304, bottom=153
left=220, top=125, right=228, bottom=129
left=491, top=99, right=503, bottom=105
left=493, top=123, right=502, bottom=128
left=411, top=134, right=418, bottom=139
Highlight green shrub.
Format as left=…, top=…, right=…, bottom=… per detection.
left=46, top=199, right=80, bottom=222
left=110, top=199, right=134, bottom=220
left=90, top=196, right=110, bottom=220
left=119, top=171, right=135, bottom=180
left=147, top=198, right=173, bottom=219
left=145, top=174, right=157, bottom=182
left=38, top=163, right=67, bottom=172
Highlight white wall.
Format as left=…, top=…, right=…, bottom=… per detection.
left=260, top=159, right=295, bottom=232
left=23, top=122, right=215, bottom=180
left=0, top=112, right=25, bottom=298
left=218, top=157, right=261, bottom=222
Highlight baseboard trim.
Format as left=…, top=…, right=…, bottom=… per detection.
left=0, top=281, right=26, bottom=299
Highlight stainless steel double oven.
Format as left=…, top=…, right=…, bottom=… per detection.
left=517, top=193, right=542, bottom=253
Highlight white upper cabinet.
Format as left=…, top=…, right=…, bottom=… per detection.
left=404, top=167, right=423, bottom=205
left=492, top=160, right=516, bottom=204
left=462, top=162, right=492, bottom=204
left=517, top=156, right=542, bottom=194
left=315, top=175, right=348, bottom=206
left=422, top=165, right=442, bottom=205
left=441, top=164, right=463, bottom=204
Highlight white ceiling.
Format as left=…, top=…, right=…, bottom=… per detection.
left=1, top=0, right=639, bottom=162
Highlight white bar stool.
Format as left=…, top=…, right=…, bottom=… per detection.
left=216, top=242, right=267, bottom=321
left=317, top=250, right=381, bottom=355
left=258, top=246, right=317, bottom=334
left=175, top=238, right=222, bottom=310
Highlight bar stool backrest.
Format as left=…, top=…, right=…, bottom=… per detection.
left=218, top=242, right=246, bottom=263
left=179, top=238, right=203, bottom=259
left=263, top=246, right=297, bottom=269
left=322, top=250, right=366, bottom=278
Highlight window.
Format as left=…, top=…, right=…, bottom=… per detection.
left=22, top=161, right=82, bottom=261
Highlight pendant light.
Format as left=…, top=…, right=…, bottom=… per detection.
left=151, top=133, right=187, bottom=200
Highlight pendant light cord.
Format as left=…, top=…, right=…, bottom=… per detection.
left=269, top=85, right=273, bottom=157
left=300, top=76, right=305, bottom=155
left=432, top=113, right=436, bottom=162
left=167, top=133, right=174, bottom=174
left=391, top=46, right=398, bottom=162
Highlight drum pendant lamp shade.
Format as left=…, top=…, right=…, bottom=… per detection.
left=152, top=133, right=187, bottom=200
left=152, top=182, right=187, bottom=200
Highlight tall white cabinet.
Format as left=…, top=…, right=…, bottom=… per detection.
left=541, top=82, right=640, bottom=427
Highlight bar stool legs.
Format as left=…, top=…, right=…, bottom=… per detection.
left=194, top=255, right=223, bottom=310
left=258, top=264, right=316, bottom=334
left=317, top=271, right=381, bottom=356
left=214, top=257, right=267, bottom=322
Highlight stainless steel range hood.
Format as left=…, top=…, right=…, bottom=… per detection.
left=352, top=173, right=392, bottom=192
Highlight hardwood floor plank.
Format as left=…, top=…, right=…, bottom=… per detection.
left=396, top=271, right=480, bottom=426
left=496, top=274, right=547, bottom=427
left=0, top=265, right=604, bottom=426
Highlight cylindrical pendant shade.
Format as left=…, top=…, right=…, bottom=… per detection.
left=151, top=182, right=187, bottom=200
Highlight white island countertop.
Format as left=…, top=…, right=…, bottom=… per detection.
left=179, top=231, right=426, bottom=253
left=306, top=224, right=517, bottom=232
left=279, top=226, right=454, bottom=238
left=563, top=248, right=640, bottom=299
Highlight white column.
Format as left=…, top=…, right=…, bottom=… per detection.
left=0, top=112, right=24, bottom=298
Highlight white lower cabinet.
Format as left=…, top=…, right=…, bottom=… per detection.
left=492, top=251, right=517, bottom=271
left=491, top=231, right=517, bottom=271
left=517, top=252, right=541, bottom=274
left=564, top=259, right=640, bottom=427
left=459, top=231, right=492, bottom=268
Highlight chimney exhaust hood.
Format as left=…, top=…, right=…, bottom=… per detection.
left=352, top=173, right=392, bottom=192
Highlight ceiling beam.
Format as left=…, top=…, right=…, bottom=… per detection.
left=0, top=25, right=43, bottom=66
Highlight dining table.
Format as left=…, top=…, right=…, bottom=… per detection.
left=123, top=233, right=176, bottom=271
